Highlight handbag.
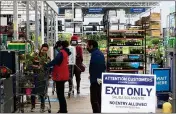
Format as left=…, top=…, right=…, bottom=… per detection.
left=80, top=64, right=86, bottom=72
left=76, top=63, right=86, bottom=72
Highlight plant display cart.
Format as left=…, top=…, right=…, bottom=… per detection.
left=105, top=23, right=147, bottom=74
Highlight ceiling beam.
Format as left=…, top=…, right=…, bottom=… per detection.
left=56, top=2, right=160, bottom=8
left=55, top=1, right=160, bottom=3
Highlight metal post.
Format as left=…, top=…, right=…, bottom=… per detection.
left=72, top=2, right=75, bottom=33
left=26, top=1, right=30, bottom=53
left=13, top=1, right=18, bottom=40
left=172, top=1, right=176, bottom=112
left=46, top=6, right=49, bottom=44
left=52, top=11, right=55, bottom=45
left=50, top=11, right=53, bottom=46
left=26, top=1, right=30, bottom=40
left=53, top=12, right=57, bottom=44
left=35, top=1, right=39, bottom=50
left=41, top=1, right=44, bottom=44
left=55, top=14, right=58, bottom=42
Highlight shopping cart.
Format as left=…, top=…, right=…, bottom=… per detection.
left=68, top=65, right=74, bottom=98
left=15, top=68, right=51, bottom=113
left=52, top=81, right=56, bottom=95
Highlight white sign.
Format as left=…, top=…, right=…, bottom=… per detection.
left=101, top=73, right=156, bottom=113
left=65, top=9, right=73, bottom=19
left=68, top=46, right=76, bottom=65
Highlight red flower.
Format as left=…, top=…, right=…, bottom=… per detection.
left=1, top=67, right=7, bottom=73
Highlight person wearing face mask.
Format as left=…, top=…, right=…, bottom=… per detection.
left=52, top=41, right=62, bottom=95
left=31, top=43, right=50, bottom=112
left=45, top=40, right=71, bottom=113
left=68, top=35, right=84, bottom=95
left=87, top=40, right=106, bottom=113
left=54, top=41, right=62, bottom=57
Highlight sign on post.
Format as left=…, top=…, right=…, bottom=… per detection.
left=150, top=63, right=159, bottom=74
left=152, top=68, right=171, bottom=92
left=101, top=73, right=156, bottom=113
left=88, top=8, right=103, bottom=13
left=130, top=8, right=146, bottom=13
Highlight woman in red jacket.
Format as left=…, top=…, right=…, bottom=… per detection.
left=46, top=41, right=71, bottom=113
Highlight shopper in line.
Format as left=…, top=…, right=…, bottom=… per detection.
left=68, top=35, right=84, bottom=95
left=87, top=40, right=106, bottom=113
left=31, top=43, right=50, bottom=112
left=45, top=40, right=71, bottom=113
left=52, top=41, right=62, bottom=95
left=54, top=40, right=62, bottom=57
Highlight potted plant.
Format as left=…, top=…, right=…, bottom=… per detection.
left=24, top=80, right=34, bottom=95
left=152, top=38, right=160, bottom=46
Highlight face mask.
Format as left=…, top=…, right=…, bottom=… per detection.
left=57, top=47, right=61, bottom=51
left=87, top=48, right=91, bottom=53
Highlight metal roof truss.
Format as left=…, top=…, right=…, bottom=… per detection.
left=56, top=2, right=160, bottom=8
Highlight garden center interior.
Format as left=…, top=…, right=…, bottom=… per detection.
left=0, top=0, right=176, bottom=113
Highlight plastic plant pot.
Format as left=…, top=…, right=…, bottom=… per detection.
left=26, top=88, right=32, bottom=95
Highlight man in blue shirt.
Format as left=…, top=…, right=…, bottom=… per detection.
left=87, top=40, right=106, bottom=113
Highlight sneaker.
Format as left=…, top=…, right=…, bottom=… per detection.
left=40, top=108, right=45, bottom=113
left=77, top=88, right=80, bottom=94
left=41, top=103, right=45, bottom=108
left=31, top=106, right=35, bottom=112
left=31, top=108, right=35, bottom=112
left=57, top=110, right=68, bottom=113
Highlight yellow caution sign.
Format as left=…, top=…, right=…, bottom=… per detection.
left=162, top=102, right=172, bottom=113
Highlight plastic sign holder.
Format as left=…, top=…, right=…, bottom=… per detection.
left=152, top=68, right=171, bottom=92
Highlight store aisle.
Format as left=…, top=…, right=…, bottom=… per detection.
left=46, top=52, right=91, bottom=113
left=47, top=71, right=91, bottom=113
left=46, top=53, right=160, bottom=113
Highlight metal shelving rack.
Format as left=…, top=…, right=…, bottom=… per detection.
left=164, top=12, right=176, bottom=67
left=106, top=22, right=147, bottom=74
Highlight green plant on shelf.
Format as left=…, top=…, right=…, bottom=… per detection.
left=154, top=45, right=163, bottom=65
left=151, top=38, right=160, bottom=45
left=130, top=48, right=144, bottom=54
left=109, top=47, right=122, bottom=54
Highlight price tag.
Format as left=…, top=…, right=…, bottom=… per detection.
left=111, top=39, right=113, bottom=42
left=122, top=47, right=130, bottom=54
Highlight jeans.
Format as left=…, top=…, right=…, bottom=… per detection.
left=68, top=65, right=81, bottom=92
left=90, top=83, right=101, bottom=113
left=56, top=81, right=67, bottom=113
left=31, top=80, right=46, bottom=107
left=31, top=95, right=45, bottom=106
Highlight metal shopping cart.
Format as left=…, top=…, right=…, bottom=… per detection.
left=15, top=68, right=51, bottom=113
left=68, top=65, right=74, bottom=98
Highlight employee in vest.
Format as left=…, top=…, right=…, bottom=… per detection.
left=45, top=40, right=71, bottom=113
left=52, top=40, right=62, bottom=95
left=69, top=35, right=84, bottom=94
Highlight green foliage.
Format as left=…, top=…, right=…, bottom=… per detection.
left=155, top=49, right=162, bottom=64
left=151, top=38, right=160, bottom=45
left=31, top=33, right=42, bottom=47
left=22, top=52, right=50, bottom=72
left=87, top=34, right=107, bottom=41
left=58, top=33, right=72, bottom=42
